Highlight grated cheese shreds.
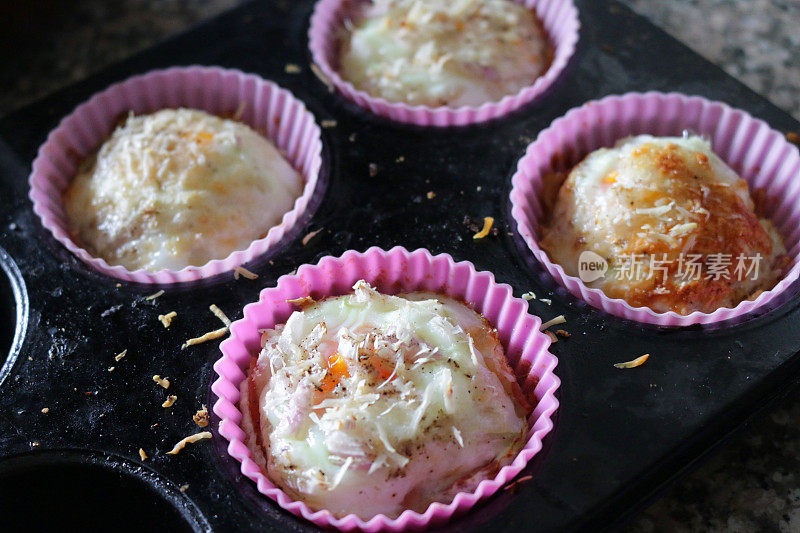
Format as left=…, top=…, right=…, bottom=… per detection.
left=614, top=353, right=650, bottom=369
left=153, top=375, right=170, bottom=389
left=209, top=304, right=231, bottom=327
left=162, top=395, right=177, bottom=408
left=284, top=63, right=302, bottom=74
left=321, top=119, right=338, bottom=128
left=234, top=266, right=259, bottom=280
left=145, top=290, right=164, bottom=300
left=302, top=228, right=322, bottom=246
left=540, top=315, right=566, bottom=331
left=166, top=431, right=212, bottom=455
left=473, top=217, right=494, bottom=240
left=159, top=311, right=177, bottom=328
left=41, top=408, right=49, bottom=414
left=521, top=291, right=536, bottom=301
left=181, top=327, right=229, bottom=350
left=286, top=296, right=315, bottom=307
left=114, top=349, right=127, bottom=361
left=193, top=405, right=209, bottom=428
left=310, top=62, right=334, bottom=91
left=139, top=448, right=147, bottom=461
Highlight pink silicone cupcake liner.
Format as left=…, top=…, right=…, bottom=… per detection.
left=308, top=0, right=580, bottom=127
left=509, top=92, right=800, bottom=326
left=28, top=66, right=324, bottom=284
left=212, top=246, right=560, bottom=531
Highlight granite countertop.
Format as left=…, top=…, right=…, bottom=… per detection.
left=1, top=1, right=799, bottom=531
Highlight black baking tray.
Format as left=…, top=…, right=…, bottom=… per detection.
left=2, top=0, right=800, bottom=531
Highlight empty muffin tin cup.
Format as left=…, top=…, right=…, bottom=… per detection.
left=212, top=246, right=560, bottom=531
left=308, top=0, right=580, bottom=126
left=29, top=66, right=324, bottom=284
left=509, top=92, right=800, bottom=326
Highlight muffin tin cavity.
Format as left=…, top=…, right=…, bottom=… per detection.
left=0, top=450, right=209, bottom=531
left=0, top=246, right=27, bottom=388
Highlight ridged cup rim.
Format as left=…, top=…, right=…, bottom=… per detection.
left=211, top=246, right=560, bottom=531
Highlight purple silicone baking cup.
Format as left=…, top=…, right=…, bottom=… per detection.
left=509, top=92, right=800, bottom=326
left=308, top=0, right=579, bottom=126
left=212, top=246, right=560, bottom=531
left=28, top=66, right=324, bottom=284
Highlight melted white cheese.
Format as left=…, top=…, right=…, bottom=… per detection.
left=541, top=135, right=786, bottom=314
left=241, top=281, right=529, bottom=519
left=339, top=0, right=550, bottom=107
left=64, top=108, right=303, bottom=271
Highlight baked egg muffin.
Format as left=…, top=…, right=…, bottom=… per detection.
left=63, top=108, right=303, bottom=271
left=540, top=135, right=787, bottom=314
left=240, top=280, right=530, bottom=518
left=338, top=0, right=551, bottom=107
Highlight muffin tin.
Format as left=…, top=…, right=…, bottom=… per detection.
left=1, top=0, right=800, bottom=531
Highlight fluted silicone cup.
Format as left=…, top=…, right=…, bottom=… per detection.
left=509, top=92, right=800, bottom=326
left=212, top=246, right=560, bottom=531
left=308, top=0, right=580, bottom=126
left=29, top=66, right=324, bottom=284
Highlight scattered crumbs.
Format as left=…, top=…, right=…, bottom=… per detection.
left=27, top=356, right=32, bottom=361
left=139, top=448, right=148, bottom=461
left=233, top=101, right=247, bottom=121
left=321, top=119, right=338, bottom=128
left=108, top=366, right=115, bottom=372
left=179, top=484, right=190, bottom=493
left=234, top=266, right=259, bottom=280
left=463, top=215, right=499, bottom=236
left=348, top=132, right=357, bottom=142
left=546, top=331, right=558, bottom=343
left=476, top=186, right=482, bottom=192
left=426, top=191, right=436, bottom=199
left=162, top=395, right=177, bottom=408
left=287, top=296, right=315, bottom=307
left=539, top=298, right=552, bottom=305
left=396, top=155, right=405, bottom=163
left=614, top=354, right=650, bottom=369
left=302, top=228, right=322, bottom=246
left=521, top=291, right=536, bottom=301
left=114, top=349, right=127, bottom=362
left=787, top=131, right=800, bottom=145
left=41, top=408, right=49, bottom=414
left=144, top=290, right=164, bottom=301
left=193, top=405, right=210, bottom=428
left=181, top=327, right=228, bottom=350
left=209, top=304, right=232, bottom=327
left=310, top=63, right=333, bottom=91
left=473, top=216, right=495, bottom=240
left=504, top=474, right=533, bottom=492
left=153, top=375, right=170, bottom=389
left=368, top=162, right=378, bottom=177
left=158, top=311, right=177, bottom=328
left=166, top=431, right=213, bottom=455
left=284, top=63, right=301, bottom=74
left=540, top=315, right=566, bottom=331
left=555, top=329, right=571, bottom=338
left=101, top=304, right=123, bottom=317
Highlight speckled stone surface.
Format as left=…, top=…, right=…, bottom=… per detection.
left=1, top=1, right=800, bottom=531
